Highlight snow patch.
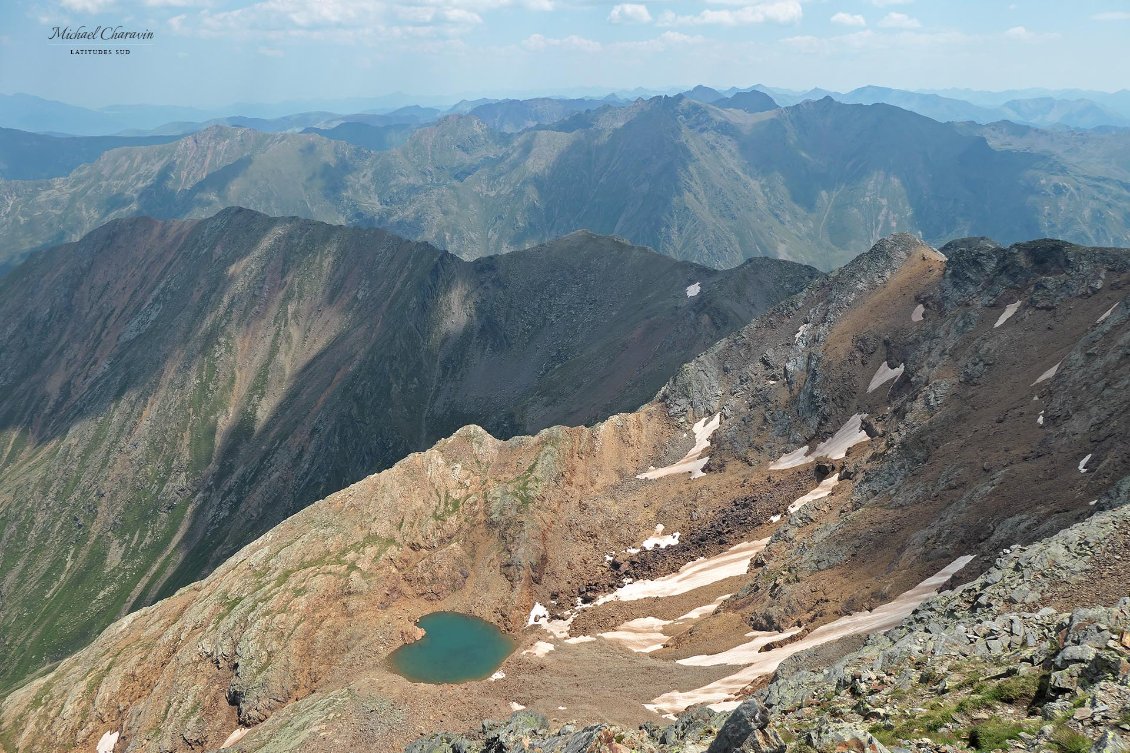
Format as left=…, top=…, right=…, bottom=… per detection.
left=220, top=728, right=248, bottom=749
left=509, top=702, right=526, bottom=712
left=563, top=635, right=596, bottom=644
left=489, top=671, right=505, bottom=681
left=675, top=594, right=732, bottom=622
left=599, top=617, right=672, bottom=653
left=911, top=304, right=925, bottom=322
left=769, top=514, right=782, bottom=523
left=595, top=539, right=767, bottom=604
left=647, top=556, right=974, bottom=715
left=794, top=323, right=810, bottom=344
left=686, top=282, right=701, bottom=297
left=788, top=473, right=840, bottom=515
left=1031, top=362, right=1060, bottom=386
left=1037, top=411, right=1044, bottom=426
left=97, top=732, right=120, bottom=753
left=636, top=413, right=720, bottom=481
left=539, top=615, right=574, bottom=639
left=867, top=362, right=904, bottom=394
left=641, top=524, right=680, bottom=550
left=1079, top=454, right=1093, bottom=473
left=523, top=641, right=555, bottom=657
left=1097, top=302, right=1118, bottom=323
left=994, top=300, right=1021, bottom=328
left=678, top=628, right=802, bottom=667
left=527, top=602, right=550, bottom=626
left=770, top=415, right=870, bottom=470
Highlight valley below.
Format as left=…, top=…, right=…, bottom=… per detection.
left=1, top=228, right=1125, bottom=753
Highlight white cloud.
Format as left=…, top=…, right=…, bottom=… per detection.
left=658, top=1, right=802, bottom=27
left=878, top=11, right=920, bottom=28
left=143, top=0, right=215, bottom=7
left=609, top=3, right=652, bottom=24
left=170, top=0, right=554, bottom=42
left=782, top=28, right=975, bottom=55
left=1004, top=25, right=1059, bottom=42
left=1092, top=11, right=1130, bottom=21
left=522, top=33, right=602, bottom=52
left=257, top=46, right=284, bottom=56
left=59, top=0, right=116, bottom=11
left=614, top=30, right=706, bottom=52
left=869, top=0, right=911, bottom=5
left=830, top=12, right=865, bottom=27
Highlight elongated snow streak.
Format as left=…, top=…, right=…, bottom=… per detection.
left=911, top=304, right=925, bottom=322
left=769, top=414, right=870, bottom=470
left=676, top=593, right=732, bottom=622
left=594, top=539, right=768, bottom=605
left=221, top=728, right=248, bottom=749
left=97, top=732, right=120, bottom=753
left=1037, top=411, right=1044, bottom=426
left=1079, top=454, right=1093, bottom=473
left=646, top=556, right=974, bottom=715
left=599, top=617, right=673, bottom=653
left=788, top=473, right=840, bottom=514
left=686, top=282, right=701, bottom=297
left=994, top=301, right=1021, bottom=328
left=867, top=362, right=905, bottom=394
left=636, top=413, right=720, bottom=481
left=1097, top=303, right=1118, bottom=323
left=1031, top=362, right=1060, bottom=386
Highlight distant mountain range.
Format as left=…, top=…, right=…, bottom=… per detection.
left=3, top=95, right=1130, bottom=274
left=4, top=84, right=1128, bottom=139
left=0, top=207, right=817, bottom=690
left=751, top=84, right=1130, bottom=130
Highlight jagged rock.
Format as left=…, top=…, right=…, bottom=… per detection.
left=1092, top=731, right=1129, bottom=753
left=804, top=722, right=890, bottom=753
left=706, top=700, right=783, bottom=753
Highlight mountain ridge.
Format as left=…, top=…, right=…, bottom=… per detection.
left=0, top=207, right=818, bottom=690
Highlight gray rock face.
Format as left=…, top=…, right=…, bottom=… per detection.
left=705, top=700, right=783, bottom=753
left=804, top=722, right=891, bottom=753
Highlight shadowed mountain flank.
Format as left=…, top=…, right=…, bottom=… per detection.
left=0, top=207, right=818, bottom=689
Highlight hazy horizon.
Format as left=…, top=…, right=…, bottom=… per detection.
left=2, top=0, right=1127, bottom=109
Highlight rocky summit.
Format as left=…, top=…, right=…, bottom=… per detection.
left=0, top=231, right=1124, bottom=753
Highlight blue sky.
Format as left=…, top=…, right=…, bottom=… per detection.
left=1, top=0, right=1127, bottom=108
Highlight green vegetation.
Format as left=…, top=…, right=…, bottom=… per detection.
left=968, top=720, right=1033, bottom=752
left=1049, top=725, right=1093, bottom=753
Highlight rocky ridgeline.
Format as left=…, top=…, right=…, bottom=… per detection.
left=406, top=496, right=1129, bottom=753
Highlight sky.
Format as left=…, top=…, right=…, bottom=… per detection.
left=1, top=0, right=1128, bottom=108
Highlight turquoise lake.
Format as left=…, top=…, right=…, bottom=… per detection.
left=388, top=611, right=516, bottom=683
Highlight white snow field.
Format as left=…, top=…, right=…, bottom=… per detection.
left=1031, top=362, right=1061, bottom=386
left=994, top=300, right=1021, bottom=327
left=645, top=555, right=974, bottom=715
left=769, top=414, right=870, bottom=470
left=637, top=414, right=720, bottom=481
left=867, top=362, right=905, bottom=393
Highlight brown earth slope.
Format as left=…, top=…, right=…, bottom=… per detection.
left=0, top=208, right=818, bottom=691
left=0, top=234, right=1125, bottom=753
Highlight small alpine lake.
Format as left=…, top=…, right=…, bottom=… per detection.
left=387, top=611, right=516, bottom=683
